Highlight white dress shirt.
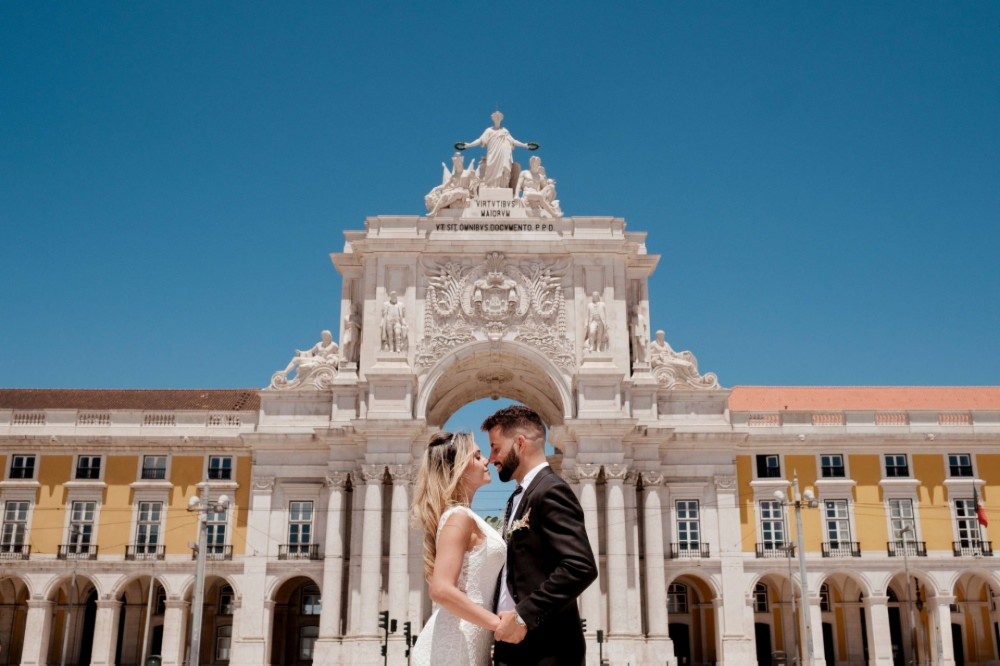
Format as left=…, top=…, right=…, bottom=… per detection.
left=497, top=461, right=549, bottom=613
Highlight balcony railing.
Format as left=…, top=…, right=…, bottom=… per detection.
left=756, top=543, right=793, bottom=559
left=670, top=542, right=710, bottom=558
left=279, top=543, right=320, bottom=560
left=190, top=544, right=234, bottom=561
left=126, top=544, right=165, bottom=560
left=822, top=541, right=861, bottom=558
left=58, top=544, right=98, bottom=560
left=141, top=467, right=167, bottom=480
left=0, top=544, right=30, bottom=560
left=953, top=541, right=993, bottom=557
left=887, top=540, right=927, bottom=557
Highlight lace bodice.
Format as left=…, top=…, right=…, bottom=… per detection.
left=411, top=505, right=507, bottom=666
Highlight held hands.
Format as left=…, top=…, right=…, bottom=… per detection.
left=494, top=610, right=528, bottom=644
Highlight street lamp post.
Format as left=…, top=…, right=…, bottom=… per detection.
left=775, top=473, right=818, bottom=666
left=900, top=525, right=919, bottom=666
left=187, top=489, right=230, bottom=666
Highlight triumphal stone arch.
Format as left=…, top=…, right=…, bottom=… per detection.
left=252, top=115, right=731, bottom=666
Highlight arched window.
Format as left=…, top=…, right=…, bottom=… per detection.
left=754, top=583, right=769, bottom=613
left=667, top=583, right=688, bottom=614
left=218, top=584, right=235, bottom=615
left=820, top=583, right=831, bottom=612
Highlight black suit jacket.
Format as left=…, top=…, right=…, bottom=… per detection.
left=494, top=466, right=598, bottom=666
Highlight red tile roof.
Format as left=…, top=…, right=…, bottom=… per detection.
left=0, top=389, right=260, bottom=411
left=729, top=386, right=1000, bottom=411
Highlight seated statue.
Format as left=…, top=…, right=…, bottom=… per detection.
left=270, top=330, right=340, bottom=390
left=515, top=155, right=563, bottom=218
left=425, top=153, right=478, bottom=215
left=648, top=330, right=720, bottom=389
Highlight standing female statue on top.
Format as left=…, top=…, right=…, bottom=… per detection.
left=456, top=111, right=538, bottom=188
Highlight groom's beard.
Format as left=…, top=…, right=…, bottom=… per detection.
left=497, top=447, right=520, bottom=483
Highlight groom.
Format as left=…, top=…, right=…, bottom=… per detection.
left=483, top=405, right=598, bottom=665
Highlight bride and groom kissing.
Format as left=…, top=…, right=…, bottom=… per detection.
left=410, top=405, right=598, bottom=666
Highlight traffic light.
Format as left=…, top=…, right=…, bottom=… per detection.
left=581, top=618, right=587, bottom=632
left=403, top=621, right=412, bottom=644
left=378, top=610, right=389, bottom=631
left=390, top=619, right=397, bottom=633
left=596, top=629, right=604, bottom=644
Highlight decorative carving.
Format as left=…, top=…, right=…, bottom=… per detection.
left=584, top=292, right=609, bottom=353
left=325, top=472, right=350, bottom=489
left=514, top=155, right=563, bottom=218
left=649, top=330, right=720, bottom=389
left=387, top=464, right=412, bottom=483
left=361, top=464, right=386, bottom=483
left=605, top=464, right=629, bottom=481
left=270, top=331, right=340, bottom=390
left=575, top=464, right=601, bottom=481
left=714, top=475, right=737, bottom=490
left=416, top=253, right=573, bottom=369
left=455, top=110, right=537, bottom=189
left=643, top=471, right=664, bottom=487
left=253, top=476, right=275, bottom=491
left=380, top=291, right=408, bottom=353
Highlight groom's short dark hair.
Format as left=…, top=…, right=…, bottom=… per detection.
left=481, top=405, right=545, bottom=438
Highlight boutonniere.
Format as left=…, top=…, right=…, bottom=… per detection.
left=506, top=508, right=532, bottom=542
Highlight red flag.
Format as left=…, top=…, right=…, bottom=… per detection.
left=975, top=487, right=989, bottom=527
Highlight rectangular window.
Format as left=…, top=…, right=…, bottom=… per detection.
left=208, top=456, right=233, bottom=480
left=821, top=454, right=845, bottom=478
left=216, top=625, right=232, bottom=662
left=69, top=501, right=97, bottom=552
left=219, top=585, right=235, bottom=615
left=884, top=454, right=909, bottom=478
left=756, top=454, right=781, bottom=479
left=888, top=498, right=916, bottom=542
left=955, top=499, right=981, bottom=547
left=948, top=454, right=974, bottom=478
left=9, top=454, right=36, bottom=480
left=759, top=500, right=786, bottom=551
left=75, top=456, right=102, bottom=480
left=675, top=500, right=701, bottom=551
left=288, top=501, right=314, bottom=555
left=753, top=583, right=769, bottom=613
left=135, top=501, right=162, bottom=553
left=141, top=455, right=168, bottom=480
left=299, top=626, right=318, bottom=660
left=667, top=583, right=688, bottom=614
left=824, top=500, right=852, bottom=544
left=302, top=588, right=321, bottom=616
left=206, top=507, right=228, bottom=557
left=1, top=501, right=29, bottom=551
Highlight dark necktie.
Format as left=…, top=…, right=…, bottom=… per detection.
left=494, top=486, right=523, bottom=611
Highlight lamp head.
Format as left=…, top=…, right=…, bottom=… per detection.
left=773, top=490, right=786, bottom=502
left=187, top=496, right=201, bottom=511
left=217, top=495, right=231, bottom=510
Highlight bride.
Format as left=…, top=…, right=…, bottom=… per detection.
left=410, top=432, right=508, bottom=665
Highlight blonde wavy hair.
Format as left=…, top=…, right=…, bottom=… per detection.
left=412, top=431, right=479, bottom=581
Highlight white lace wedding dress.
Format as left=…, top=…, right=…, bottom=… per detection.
left=410, top=505, right=507, bottom=666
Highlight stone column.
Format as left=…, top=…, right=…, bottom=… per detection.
left=576, top=464, right=602, bottom=634
left=805, top=594, right=826, bottom=666
left=19, top=599, right=53, bottom=666
left=605, top=464, right=629, bottom=635
left=313, top=472, right=350, bottom=663
left=642, top=472, right=669, bottom=638
left=387, top=464, right=412, bottom=659
left=230, top=475, right=274, bottom=665
left=930, top=594, right=957, bottom=666
left=160, top=598, right=189, bottom=666
left=862, top=595, right=895, bottom=666
left=713, top=475, right=755, bottom=665
left=359, top=463, right=385, bottom=636
left=88, top=598, right=121, bottom=665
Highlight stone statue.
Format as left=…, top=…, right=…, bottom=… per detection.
left=341, top=303, right=362, bottom=364
left=380, top=291, right=408, bottom=352
left=649, top=329, right=720, bottom=389
left=584, top=291, right=609, bottom=353
left=425, top=152, right=478, bottom=215
left=631, top=307, right=649, bottom=365
left=515, top=155, right=563, bottom=218
left=270, top=330, right=340, bottom=389
left=456, top=110, right=538, bottom=188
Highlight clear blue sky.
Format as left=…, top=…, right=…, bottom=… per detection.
left=3, top=1, right=998, bottom=516
left=3, top=2, right=998, bottom=393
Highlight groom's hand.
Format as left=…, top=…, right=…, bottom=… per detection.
left=494, top=611, right=528, bottom=644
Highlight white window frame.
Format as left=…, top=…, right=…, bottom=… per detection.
left=758, top=499, right=787, bottom=552
left=215, top=625, right=232, bottom=662
left=207, top=456, right=233, bottom=481
left=67, top=499, right=99, bottom=554
left=883, top=453, right=910, bottom=478
left=133, top=500, right=164, bottom=555
left=9, top=454, right=37, bottom=480
left=819, top=453, right=847, bottom=479
left=947, top=453, right=974, bottom=478
left=74, top=454, right=104, bottom=481
left=953, top=497, right=986, bottom=547
left=140, top=455, right=170, bottom=481
left=1, top=500, right=31, bottom=552
left=674, top=499, right=701, bottom=552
